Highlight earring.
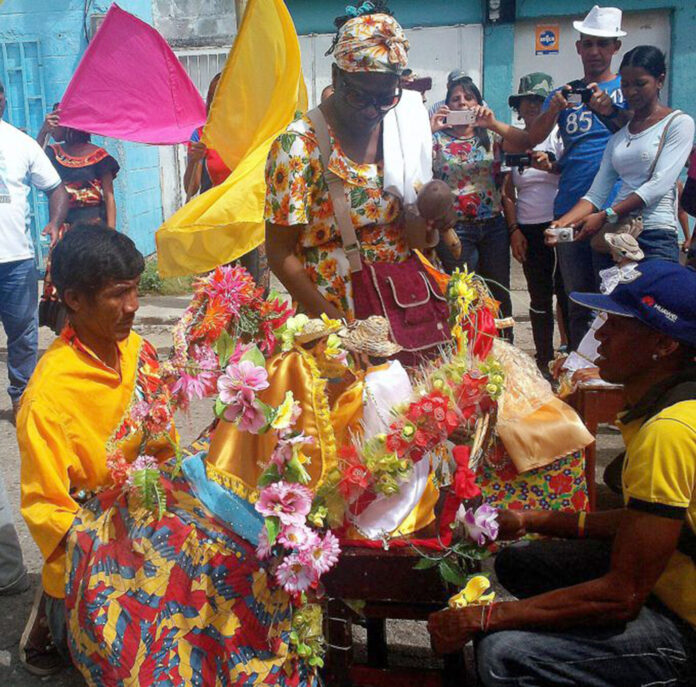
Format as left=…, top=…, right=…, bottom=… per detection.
left=652, top=353, right=659, bottom=361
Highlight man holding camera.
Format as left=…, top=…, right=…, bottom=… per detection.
left=529, top=6, right=630, bottom=349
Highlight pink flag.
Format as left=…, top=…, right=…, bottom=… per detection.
left=58, top=4, right=206, bottom=144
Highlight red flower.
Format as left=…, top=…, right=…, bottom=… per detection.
left=339, top=464, right=370, bottom=502
left=414, top=429, right=431, bottom=448
left=454, top=464, right=480, bottom=500
left=571, top=489, right=589, bottom=512
left=549, top=472, right=573, bottom=495
left=144, top=401, right=172, bottom=436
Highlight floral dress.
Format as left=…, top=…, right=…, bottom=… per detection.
left=265, top=114, right=411, bottom=321
left=432, top=130, right=503, bottom=221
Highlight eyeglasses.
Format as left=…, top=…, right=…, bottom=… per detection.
left=339, top=75, right=402, bottom=112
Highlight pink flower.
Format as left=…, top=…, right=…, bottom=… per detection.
left=270, top=432, right=313, bottom=469
left=223, top=388, right=266, bottom=433
left=303, top=530, right=341, bottom=575
left=274, top=553, right=317, bottom=593
left=130, top=400, right=150, bottom=423
left=278, top=524, right=319, bottom=551
left=217, top=360, right=269, bottom=404
left=255, top=482, right=313, bottom=526
left=459, top=504, right=499, bottom=546
left=256, top=528, right=273, bottom=560
left=107, top=449, right=130, bottom=486
left=125, top=454, right=158, bottom=488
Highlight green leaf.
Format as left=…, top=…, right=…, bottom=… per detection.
left=438, top=559, right=470, bottom=587
left=413, top=557, right=440, bottom=570
left=286, top=455, right=311, bottom=485
left=213, top=330, right=235, bottom=368
left=214, top=397, right=228, bottom=419
left=349, top=187, right=368, bottom=207
left=265, top=517, right=280, bottom=547
left=258, top=464, right=281, bottom=487
left=240, top=344, right=266, bottom=368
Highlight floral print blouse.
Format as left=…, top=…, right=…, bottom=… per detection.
left=432, top=130, right=503, bottom=221
left=264, top=114, right=410, bottom=321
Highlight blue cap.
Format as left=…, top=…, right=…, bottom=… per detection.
left=570, top=260, right=696, bottom=348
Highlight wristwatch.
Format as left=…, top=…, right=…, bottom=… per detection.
left=605, top=207, right=619, bottom=224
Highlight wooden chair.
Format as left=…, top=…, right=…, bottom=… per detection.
left=322, top=546, right=470, bottom=687
left=568, top=382, right=626, bottom=510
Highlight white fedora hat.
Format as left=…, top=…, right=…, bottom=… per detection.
left=573, top=5, right=627, bottom=38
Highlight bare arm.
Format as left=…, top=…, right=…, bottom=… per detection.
left=265, top=222, right=343, bottom=319
left=36, top=111, right=60, bottom=148
left=42, top=184, right=69, bottom=247
left=183, top=142, right=206, bottom=199
left=501, top=174, right=527, bottom=264
left=528, top=104, right=563, bottom=146
left=101, top=172, right=116, bottom=228
left=429, top=509, right=683, bottom=652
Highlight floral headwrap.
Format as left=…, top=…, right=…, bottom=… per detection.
left=331, top=10, right=409, bottom=74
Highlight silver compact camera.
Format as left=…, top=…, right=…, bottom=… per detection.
left=548, top=227, right=574, bottom=243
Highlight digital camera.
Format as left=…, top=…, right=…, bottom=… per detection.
left=548, top=227, right=575, bottom=243
left=565, top=86, right=593, bottom=105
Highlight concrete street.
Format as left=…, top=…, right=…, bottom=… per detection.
left=0, top=264, right=623, bottom=685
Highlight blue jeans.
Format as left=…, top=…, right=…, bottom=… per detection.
left=0, top=258, right=39, bottom=402
left=637, top=229, right=680, bottom=262
left=436, top=215, right=512, bottom=332
left=477, top=539, right=696, bottom=686
left=555, top=240, right=612, bottom=350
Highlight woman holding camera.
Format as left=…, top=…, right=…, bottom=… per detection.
left=501, top=73, right=568, bottom=374
left=431, top=76, right=529, bottom=330
left=550, top=46, right=695, bottom=262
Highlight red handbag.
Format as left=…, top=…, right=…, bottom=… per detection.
left=307, top=108, right=451, bottom=365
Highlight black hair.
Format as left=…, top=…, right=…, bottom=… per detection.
left=620, top=45, right=667, bottom=79
left=51, top=223, right=145, bottom=302
left=446, top=76, right=491, bottom=151
left=64, top=128, right=91, bottom=144
left=328, top=1, right=393, bottom=55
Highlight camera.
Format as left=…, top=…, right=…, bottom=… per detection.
left=547, top=227, right=575, bottom=243
left=565, top=86, right=593, bottom=105
left=446, top=109, right=477, bottom=126
left=505, top=153, right=532, bottom=172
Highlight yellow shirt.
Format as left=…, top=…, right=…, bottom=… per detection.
left=619, top=400, right=696, bottom=628
left=17, top=328, right=176, bottom=598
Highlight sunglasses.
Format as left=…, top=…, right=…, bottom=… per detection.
left=339, top=75, right=402, bottom=112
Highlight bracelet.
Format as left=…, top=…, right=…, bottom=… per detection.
left=577, top=510, right=587, bottom=538
left=508, top=224, right=520, bottom=236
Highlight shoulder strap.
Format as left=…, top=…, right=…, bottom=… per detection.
left=306, top=107, right=363, bottom=274
left=646, top=110, right=683, bottom=179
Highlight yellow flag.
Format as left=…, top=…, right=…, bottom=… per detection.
left=156, top=0, right=307, bottom=277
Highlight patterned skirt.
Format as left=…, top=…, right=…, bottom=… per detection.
left=65, top=462, right=313, bottom=687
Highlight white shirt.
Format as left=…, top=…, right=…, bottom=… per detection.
left=0, top=120, right=61, bottom=263
left=583, top=112, right=696, bottom=233
left=511, top=127, right=564, bottom=225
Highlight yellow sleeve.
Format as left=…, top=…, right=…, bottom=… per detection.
left=623, top=416, right=696, bottom=515
left=17, top=399, right=80, bottom=564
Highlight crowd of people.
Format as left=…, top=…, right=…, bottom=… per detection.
left=0, top=2, right=694, bottom=686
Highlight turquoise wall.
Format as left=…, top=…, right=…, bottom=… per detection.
left=0, top=0, right=162, bottom=256
left=286, top=1, right=695, bottom=126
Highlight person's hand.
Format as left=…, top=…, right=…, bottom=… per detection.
left=509, top=227, right=527, bottom=263
left=548, top=88, right=570, bottom=115
left=41, top=221, right=61, bottom=248
left=531, top=150, right=553, bottom=173
left=572, top=367, right=601, bottom=384
left=474, top=105, right=496, bottom=129
left=586, top=82, right=614, bottom=117
left=544, top=222, right=572, bottom=247
left=428, top=607, right=479, bottom=654
left=681, top=236, right=692, bottom=254
left=43, top=111, right=61, bottom=131
left=496, top=509, right=527, bottom=540
left=188, top=140, right=207, bottom=163
left=550, top=354, right=568, bottom=380
left=430, top=106, right=450, bottom=133
left=574, top=211, right=606, bottom=241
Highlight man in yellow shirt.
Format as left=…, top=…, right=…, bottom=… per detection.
left=429, top=259, right=696, bottom=686
left=16, top=224, right=175, bottom=675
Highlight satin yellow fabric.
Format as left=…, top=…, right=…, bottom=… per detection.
left=155, top=0, right=308, bottom=277
left=497, top=396, right=594, bottom=474
left=205, top=350, right=338, bottom=502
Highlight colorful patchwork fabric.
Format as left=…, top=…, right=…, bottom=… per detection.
left=432, top=130, right=503, bottom=221
left=478, top=448, right=589, bottom=513
left=65, top=459, right=314, bottom=687
left=265, top=114, right=410, bottom=320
